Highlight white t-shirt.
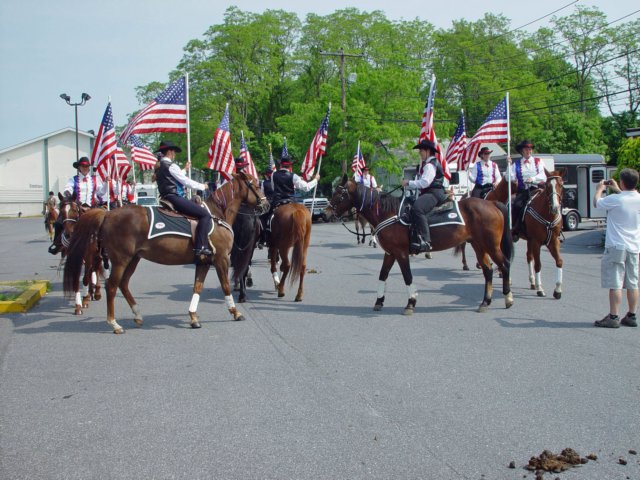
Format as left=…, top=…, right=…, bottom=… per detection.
left=596, top=190, right=640, bottom=253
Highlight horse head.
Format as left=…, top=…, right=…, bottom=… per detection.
left=49, top=193, right=80, bottom=255
left=545, top=170, right=564, bottom=216
left=237, top=172, right=270, bottom=215
left=327, top=174, right=357, bottom=217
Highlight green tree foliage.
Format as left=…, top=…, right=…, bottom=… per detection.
left=616, top=137, right=640, bottom=176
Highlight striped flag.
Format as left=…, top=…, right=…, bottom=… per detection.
left=207, top=104, right=234, bottom=181
left=90, top=102, right=117, bottom=175
left=239, top=131, right=258, bottom=179
left=268, top=144, right=276, bottom=171
left=129, top=135, right=157, bottom=171
left=119, top=77, right=187, bottom=145
left=301, top=105, right=330, bottom=180
left=463, top=97, right=509, bottom=165
left=351, top=141, right=365, bottom=178
left=281, top=137, right=289, bottom=161
left=419, top=75, right=449, bottom=180
left=444, top=111, right=468, bottom=171
left=96, top=146, right=130, bottom=182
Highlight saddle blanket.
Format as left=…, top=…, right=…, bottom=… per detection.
left=146, top=206, right=213, bottom=239
left=427, top=201, right=465, bottom=227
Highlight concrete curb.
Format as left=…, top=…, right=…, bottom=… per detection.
left=0, top=281, right=49, bottom=314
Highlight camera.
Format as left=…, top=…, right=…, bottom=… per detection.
left=604, top=180, right=613, bottom=186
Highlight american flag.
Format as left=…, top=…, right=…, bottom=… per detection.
left=96, top=146, right=131, bottom=182
left=463, top=97, right=509, bottom=165
left=207, top=104, right=234, bottom=181
left=239, top=131, right=258, bottom=179
left=90, top=102, right=117, bottom=175
left=444, top=111, right=468, bottom=171
left=129, top=135, right=157, bottom=171
left=419, top=75, right=449, bottom=180
left=268, top=144, right=276, bottom=171
left=119, top=77, right=187, bottom=145
left=351, top=141, right=365, bottom=178
left=301, top=105, right=330, bottom=180
left=281, top=137, right=289, bottom=161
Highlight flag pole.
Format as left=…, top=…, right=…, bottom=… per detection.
left=185, top=73, right=192, bottom=199
left=107, top=96, right=112, bottom=211
left=505, top=92, right=512, bottom=231
left=310, top=102, right=330, bottom=214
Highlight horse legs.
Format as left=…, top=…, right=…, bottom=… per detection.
left=397, top=254, right=417, bottom=315
left=105, top=262, right=127, bottom=334
left=117, top=256, right=143, bottom=327
left=374, top=253, right=396, bottom=311
left=237, top=274, right=247, bottom=303
left=213, top=256, right=244, bottom=321
left=527, top=241, right=546, bottom=297
left=548, top=237, right=564, bottom=299
left=269, top=246, right=281, bottom=291
left=186, top=263, right=211, bottom=328
left=276, top=247, right=291, bottom=298
left=461, top=242, right=470, bottom=271
left=471, top=245, right=494, bottom=312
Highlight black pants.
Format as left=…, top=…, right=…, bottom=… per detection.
left=511, top=187, right=536, bottom=231
left=412, top=189, right=447, bottom=243
left=164, top=194, right=212, bottom=250
left=471, top=185, right=493, bottom=199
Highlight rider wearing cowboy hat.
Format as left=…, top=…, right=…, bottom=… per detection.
left=271, top=152, right=320, bottom=207
left=154, top=140, right=212, bottom=261
left=63, top=157, right=108, bottom=208
left=508, top=140, right=547, bottom=240
left=402, top=139, right=446, bottom=253
left=469, top=146, right=501, bottom=199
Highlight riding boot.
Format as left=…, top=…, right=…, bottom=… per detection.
left=410, top=214, right=432, bottom=254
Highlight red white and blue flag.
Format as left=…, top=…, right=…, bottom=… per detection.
left=301, top=105, right=330, bottom=180
left=129, top=135, right=157, bottom=171
left=444, top=110, right=468, bottom=171
left=239, top=131, right=258, bottom=179
left=419, top=75, right=449, bottom=180
left=119, top=77, right=188, bottom=145
left=351, top=141, right=365, bottom=178
left=268, top=145, right=276, bottom=171
left=96, top=146, right=131, bottom=183
left=207, top=104, right=234, bottom=181
left=463, top=97, right=509, bottom=165
left=90, top=102, right=117, bottom=176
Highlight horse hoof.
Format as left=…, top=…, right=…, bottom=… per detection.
left=403, top=308, right=414, bottom=316
left=238, top=297, right=246, bottom=303
left=505, top=294, right=514, bottom=309
left=295, top=296, right=303, bottom=302
left=93, top=292, right=101, bottom=301
left=424, top=253, right=432, bottom=259
left=530, top=284, right=536, bottom=290
left=246, top=278, right=253, bottom=288
left=373, top=304, right=383, bottom=311
left=234, top=314, right=245, bottom=322
left=278, top=292, right=285, bottom=298
left=463, top=265, right=470, bottom=271
left=134, top=318, right=143, bottom=327
left=553, top=291, right=562, bottom=300
left=113, top=328, right=125, bottom=334
left=477, top=304, right=489, bottom=313
left=191, top=322, right=201, bottom=329
left=537, top=291, right=546, bottom=297
left=74, top=308, right=82, bottom=315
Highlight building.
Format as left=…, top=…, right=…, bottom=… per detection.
left=0, top=128, right=94, bottom=216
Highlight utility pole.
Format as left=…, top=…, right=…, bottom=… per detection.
left=319, top=48, right=364, bottom=172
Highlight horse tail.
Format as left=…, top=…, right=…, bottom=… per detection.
left=63, top=209, right=107, bottom=297
left=288, top=208, right=311, bottom=286
left=494, top=201, right=514, bottom=264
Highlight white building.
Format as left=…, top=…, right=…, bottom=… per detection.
left=0, top=128, right=94, bottom=217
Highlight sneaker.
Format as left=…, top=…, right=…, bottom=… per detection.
left=193, top=248, right=213, bottom=256
left=621, top=313, right=637, bottom=327
left=594, top=314, right=620, bottom=328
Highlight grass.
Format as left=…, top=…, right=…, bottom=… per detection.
left=0, top=280, right=38, bottom=301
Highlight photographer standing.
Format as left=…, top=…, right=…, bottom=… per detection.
left=593, top=168, right=640, bottom=328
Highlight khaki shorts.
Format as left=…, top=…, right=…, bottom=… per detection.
left=601, top=247, right=639, bottom=290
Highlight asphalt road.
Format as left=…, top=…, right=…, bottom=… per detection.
left=1, top=217, right=638, bottom=480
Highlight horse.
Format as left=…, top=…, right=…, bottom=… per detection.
left=63, top=172, right=268, bottom=334
left=267, top=202, right=312, bottom=301
left=486, top=171, right=564, bottom=298
left=44, top=202, right=58, bottom=242
left=354, top=209, right=377, bottom=247
left=231, top=204, right=261, bottom=303
left=49, top=193, right=103, bottom=314
left=327, top=175, right=514, bottom=314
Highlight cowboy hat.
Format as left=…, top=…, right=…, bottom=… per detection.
left=412, top=140, right=437, bottom=152
left=515, top=140, right=534, bottom=154
left=478, top=146, right=493, bottom=157
left=155, top=140, right=182, bottom=154
left=72, top=157, right=91, bottom=169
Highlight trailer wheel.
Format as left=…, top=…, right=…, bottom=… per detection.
left=563, top=211, right=580, bottom=231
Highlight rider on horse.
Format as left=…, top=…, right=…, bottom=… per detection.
left=402, top=139, right=447, bottom=254
left=469, top=147, right=502, bottom=199
left=508, top=140, right=547, bottom=240
left=271, top=153, right=320, bottom=207
left=258, top=166, right=275, bottom=248
left=63, top=157, right=108, bottom=209
left=154, top=140, right=212, bottom=261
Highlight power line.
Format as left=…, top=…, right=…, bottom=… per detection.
left=511, top=87, right=640, bottom=115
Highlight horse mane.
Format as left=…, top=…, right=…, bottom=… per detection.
left=353, top=182, right=400, bottom=214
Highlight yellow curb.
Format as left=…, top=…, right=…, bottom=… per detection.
left=0, top=281, right=50, bottom=314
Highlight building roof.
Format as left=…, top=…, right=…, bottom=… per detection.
left=0, top=127, right=95, bottom=155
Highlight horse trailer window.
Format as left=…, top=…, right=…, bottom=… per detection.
left=591, top=170, right=605, bottom=183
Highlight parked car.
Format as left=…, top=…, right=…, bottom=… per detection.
left=294, top=191, right=330, bottom=222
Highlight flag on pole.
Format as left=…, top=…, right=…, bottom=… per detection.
left=281, top=137, right=289, bottom=161
left=418, top=75, right=449, bottom=180
left=129, top=135, right=158, bottom=171
left=462, top=97, right=509, bottom=165
left=301, top=105, right=331, bottom=180
left=96, top=146, right=131, bottom=182
left=268, top=144, right=276, bottom=171
left=206, top=104, right=234, bottom=181
left=444, top=111, right=468, bottom=171
left=351, top=141, right=365, bottom=178
left=90, top=102, right=117, bottom=175
left=239, top=131, right=258, bottom=179
left=119, top=77, right=188, bottom=145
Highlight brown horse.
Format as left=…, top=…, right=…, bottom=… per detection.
left=487, top=171, right=564, bottom=298
left=44, top=202, right=58, bottom=242
left=63, top=172, right=268, bottom=333
left=327, top=176, right=514, bottom=314
left=268, top=202, right=312, bottom=301
left=354, top=209, right=377, bottom=247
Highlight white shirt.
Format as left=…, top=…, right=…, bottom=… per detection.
left=407, top=157, right=436, bottom=191
left=469, top=160, right=502, bottom=186
left=63, top=172, right=107, bottom=205
left=164, top=157, right=206, bottom=191
left=596, top=190, right=640, bottom=253
left=354, top=173, right=377, bottom=189
left=292, top=173, right=317, bottom=192
left=509, top=156, right=547, bottom=186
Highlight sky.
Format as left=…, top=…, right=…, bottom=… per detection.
left=0, top=0, right=636, bottom=150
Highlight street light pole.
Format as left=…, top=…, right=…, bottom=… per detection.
left=59, top=93, right=91, bottom=161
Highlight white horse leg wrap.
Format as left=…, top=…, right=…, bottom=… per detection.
left=75, top=291, right=82, bottom=305
left=107, top=319, right=122, bottom=331
left=556, top=268, right=563, bottom=288
left=376, top=280, right=386, bottom=298
left=225, top=295, right=236, bottom=310
left=131, top=305, right=141, bottom=318
left=535, top=271, right=542, bottom=288
left=407, top=283, right=418, bottom=300
left=82, top=284, right=89, bottom=296
left=91, top=271, right=97, bottom=285
left=272, top=272, right=280, bottom=284
left=528, top=262, right=535, bottom=282
left=189, top=294, right=200, bottom=313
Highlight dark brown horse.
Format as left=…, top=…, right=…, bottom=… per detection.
left=327, top=176, right=514, bottom=314
left=487, top=171, right=564, bottom=298
left=268, top=202, right=312, bottom=301
left=63, top=173, right=268, bottom=333
left=231, top=204, right=261, bottom=303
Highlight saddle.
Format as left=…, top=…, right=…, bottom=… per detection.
left=147, top=203, right=216, bottom=254
left=398, top=196, right=459, bottom=226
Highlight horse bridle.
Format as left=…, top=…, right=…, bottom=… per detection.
left=243, top=178, right=269, bottom=215
left=329, top=185, right=351, bottom=213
